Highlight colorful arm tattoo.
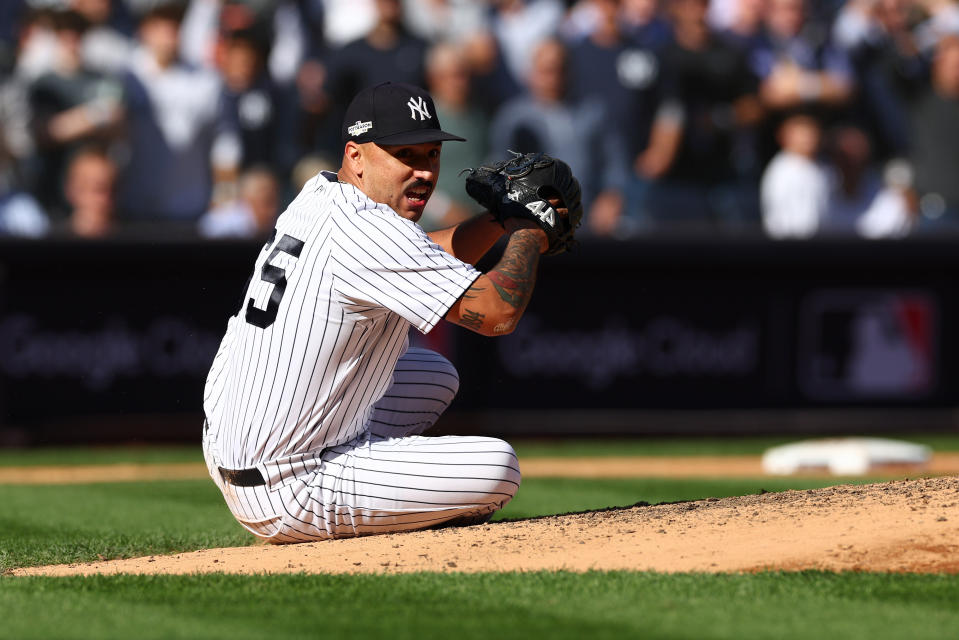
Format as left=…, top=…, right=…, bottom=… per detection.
left=487, top=229, right=541, bottom=310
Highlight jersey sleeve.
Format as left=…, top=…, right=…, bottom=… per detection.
left=331, top=206, right=481, bottom=334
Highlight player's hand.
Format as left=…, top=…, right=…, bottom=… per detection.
left=463, top=151, right=583, bottom=255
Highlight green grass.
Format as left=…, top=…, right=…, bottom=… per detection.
left=1, top=572, right=958, bottom=640
left=0, top=481, right=250, bottom=571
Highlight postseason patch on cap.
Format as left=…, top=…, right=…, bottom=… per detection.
left=347, top=120, right=373, bottom=137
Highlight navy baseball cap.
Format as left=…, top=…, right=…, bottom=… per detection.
left=342, top=82, right=466, bottom=146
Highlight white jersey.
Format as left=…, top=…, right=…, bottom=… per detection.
left=203, top=171, right=481, bottom=484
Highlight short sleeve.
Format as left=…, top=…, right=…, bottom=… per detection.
left=331, top=205, right=481, bottom=333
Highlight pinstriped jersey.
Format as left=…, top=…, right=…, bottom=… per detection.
left=203, top=171, right=481, bottom=478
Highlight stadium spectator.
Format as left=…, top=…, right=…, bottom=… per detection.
left=326, top=0, right=428, bottom=87
left=179, top=0, right=316, bottom=182
left=403, top=0, right=489, bottom=44
left=176, top=0, right=221, bottom=70
left=910, top=33, right=959, bottom=230
left=719, top=0, right=766, bottom=50
left=72, top=0, right=135, bottom=75
left=420, top=41, right=490, bottom=231
left=399, top=2, right=515, bottom=116
left=117, top=1, right=239, bottom=222
left=761, top=112, right=829, bottom=238
left=566, top=0, right=663, bottom=233
left=490, top=0, right=566, bottom=87
left=197, top=166, right=279, bottom=239
left=750, top=0, right=855, bottom=162
left=621, top=0, right=674, bottom=46
left=313, top=0, right=428, bottom=155
left=824, top=124, right=914, bottom=237
left=0, top=130, right=47, bottom=238
left=857, top=157, right=918, bottom=238
left=217, top=23, right=296, bottom=179
left=569, top=0, right=658, bottom=120
left=458, top=23, right=523, bottom=117
left=320, top=0, right=378, bottom=49
left=491, top=38, right=630, bottom=234
left=0, top=0, right=29, bottom=72
left=180, top=0, right=313, bottom=84
left=61, top=145, right=117, bottom=238
left=14, top=8, right=60, bottom=81
left=0, top=65, right=35, bottom=193
left=915, top=0, right=959, bottom=53
left=27, top=8, right=123, bottom=215
left=0, top=187, right=47, bottom=238
left=833, top=0, right=926, bottom=160
left=1, top=9, right=43, bottom=237
left=636, top=0, right=763, bottom=231
left=708, top=0, right=738, bottom=31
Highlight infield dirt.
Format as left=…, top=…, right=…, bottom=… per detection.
left=13, top=475, right=959, bottom=576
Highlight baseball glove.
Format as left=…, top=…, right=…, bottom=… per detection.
left=463, top=151, right=583, bottom=255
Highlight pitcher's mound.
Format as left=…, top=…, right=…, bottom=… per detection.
left=13, top=476, right=959, bottom=576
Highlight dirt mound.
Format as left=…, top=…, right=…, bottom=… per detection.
left=13, top=476, right=959, bottom=576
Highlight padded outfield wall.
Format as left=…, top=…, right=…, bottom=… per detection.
left=0, top=236, right=956, bottom=443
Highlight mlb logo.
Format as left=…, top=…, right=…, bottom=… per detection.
left=798, top=290, right=938, bottom=400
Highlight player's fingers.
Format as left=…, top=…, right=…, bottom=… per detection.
left=547, top=196, right=568, bottom=219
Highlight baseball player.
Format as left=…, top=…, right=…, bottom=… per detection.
left=202, top=82, right=582, bottom=542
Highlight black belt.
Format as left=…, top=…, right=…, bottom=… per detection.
left=218, top=466, right=266, bottom=487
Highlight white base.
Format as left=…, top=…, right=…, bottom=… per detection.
left=761, top=437, right=932, bottom=476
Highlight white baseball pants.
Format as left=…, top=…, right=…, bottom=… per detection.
left=203, top=348, right=521, bottom=543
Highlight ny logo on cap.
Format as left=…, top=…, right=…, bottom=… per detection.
left=407, top=96, right=431, bottom=121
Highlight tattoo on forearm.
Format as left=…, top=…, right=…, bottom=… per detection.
left=459, top=308, right=485, bottom=330
left=487, top=229, right=540, bottom=309
left=493, top=319, right=515, bottom=334
left=462, top=284, right=486, bottom=300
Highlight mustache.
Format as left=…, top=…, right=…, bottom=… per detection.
left=405, top=180, right=434, bottom=191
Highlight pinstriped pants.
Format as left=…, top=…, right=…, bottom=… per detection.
left=204, top=348, right=521, bottom=543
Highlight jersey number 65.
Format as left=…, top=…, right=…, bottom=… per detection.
left=245, top=233, right=305, bottom=329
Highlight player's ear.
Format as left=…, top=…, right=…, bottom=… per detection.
left=344, top=141, right=363, bottom=176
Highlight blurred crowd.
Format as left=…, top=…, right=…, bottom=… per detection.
left=0, top=0, right=958, bottom=241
